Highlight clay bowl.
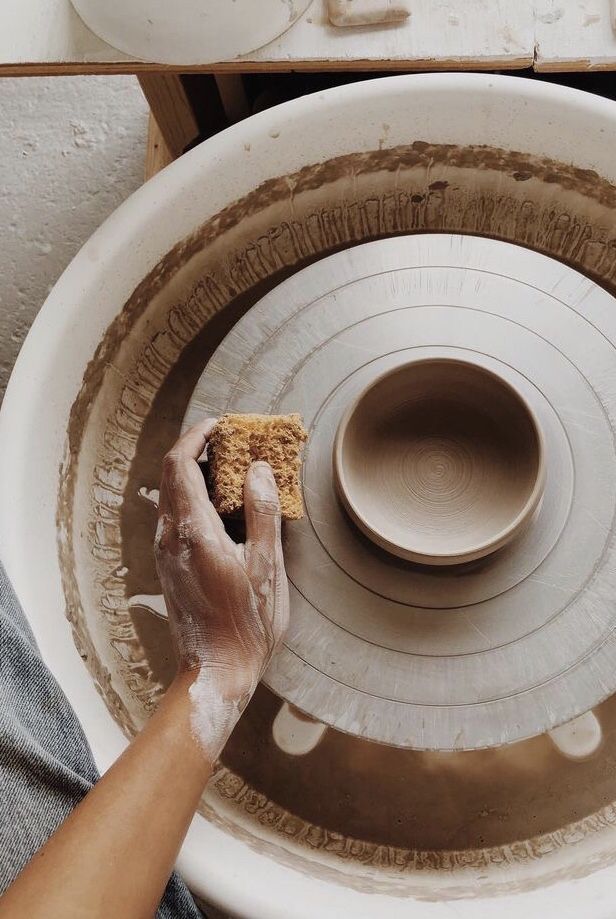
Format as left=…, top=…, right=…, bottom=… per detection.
left=334, top=358, right=545, bottom=565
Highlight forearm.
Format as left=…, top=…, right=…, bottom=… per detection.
left=0, top=671, right=212, bottom=919
left=0, top=422, right=288, bottom=918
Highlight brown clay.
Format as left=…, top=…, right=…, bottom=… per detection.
left=334, top=358, right=545, bottom=565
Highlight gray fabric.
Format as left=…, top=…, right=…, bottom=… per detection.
left=0, top=559, right=203, bottom=918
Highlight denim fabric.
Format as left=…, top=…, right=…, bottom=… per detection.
left=0, top=559, right=203, bottom=918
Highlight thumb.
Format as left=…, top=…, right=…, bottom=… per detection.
left=244, top=462, right=281, bottom=560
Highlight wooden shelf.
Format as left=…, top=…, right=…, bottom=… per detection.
left=1, top=0, right=535, bottom=75
left=4, top=1, right=616, bottom=76
left=535, top=0, right=616, bottom=72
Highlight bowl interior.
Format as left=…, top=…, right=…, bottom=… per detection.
left=335, top=358, right=544, bottom=564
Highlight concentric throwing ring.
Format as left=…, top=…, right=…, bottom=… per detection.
left=185, top=234, right=616, bottom=751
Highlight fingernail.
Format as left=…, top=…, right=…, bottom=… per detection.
left=251, top=461, right=274, bottom=478
left=250, top=462, right=277, bottom=492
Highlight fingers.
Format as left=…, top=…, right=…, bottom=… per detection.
left=158, top=418, right=224, bottom=536
left=244, top=462, right=282, bottom=561
left=169, top=417, right=217, bottom=463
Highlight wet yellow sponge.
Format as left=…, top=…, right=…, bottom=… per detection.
left=209, top=413, right=308, bottom=520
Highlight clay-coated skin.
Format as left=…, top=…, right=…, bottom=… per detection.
left=0, top=419, right=288, bottom=919
left=155, top=418, right=290, bottom=758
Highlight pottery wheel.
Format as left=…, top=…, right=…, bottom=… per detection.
left=184, top=233, right=616, bottom=752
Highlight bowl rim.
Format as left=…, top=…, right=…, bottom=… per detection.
left=333, top=356, right=546, bottom=565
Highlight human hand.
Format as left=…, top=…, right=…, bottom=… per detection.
left=154, top=418, right=289, bottom=712
left=0, top=418, right=290, bottom=917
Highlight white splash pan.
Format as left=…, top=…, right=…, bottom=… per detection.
left=2, top=73, right=616, bottom=917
